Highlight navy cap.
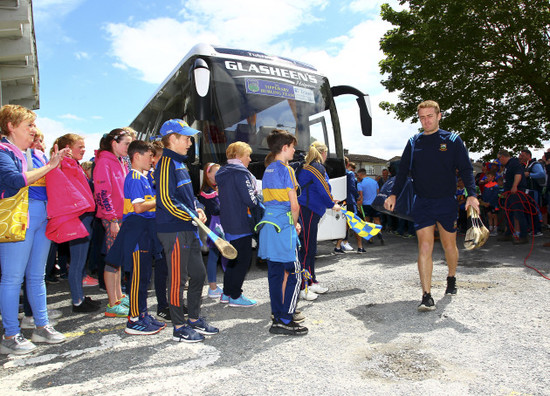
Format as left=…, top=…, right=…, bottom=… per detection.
left=159, top=119, right=200, bottom=137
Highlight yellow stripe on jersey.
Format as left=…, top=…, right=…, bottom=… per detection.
left=158, top=157, right=191, bottom=221
left=303, top=164, right=333, bottom=199
left=123, top=195, right=155, bottom=215
left=264, top=187, right=292, bottom=203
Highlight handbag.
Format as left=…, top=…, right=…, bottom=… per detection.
left=0, top=186, right=29, bottom=242
left=371, top=133, right=422, bottom=221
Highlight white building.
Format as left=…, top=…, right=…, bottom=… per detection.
left=0, top=0, right=39, bottom=109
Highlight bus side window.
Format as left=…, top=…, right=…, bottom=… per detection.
left=308, top=110, right=335, bottom=155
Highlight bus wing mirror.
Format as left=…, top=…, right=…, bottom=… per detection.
left=331, top=85, right=372, bottom=137
left=193, top=58, right=210, bottom=97
left=190, top=58, right=211, bottom=120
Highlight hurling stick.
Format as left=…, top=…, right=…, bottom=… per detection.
left=180, top=203, right=238, bottom=260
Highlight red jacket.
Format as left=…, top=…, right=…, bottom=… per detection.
left=45, top=157, right=95, bottom=243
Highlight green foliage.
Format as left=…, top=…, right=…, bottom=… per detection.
left=379, top=0, right=550, bottom=157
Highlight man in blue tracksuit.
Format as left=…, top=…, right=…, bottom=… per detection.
left=385, top=100, right=479, bottom=312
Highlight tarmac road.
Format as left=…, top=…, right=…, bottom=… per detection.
left=1, top=232, right=549, bottom=395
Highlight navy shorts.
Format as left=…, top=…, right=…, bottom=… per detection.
left=362, top=205, right=380, bottom=219
left=411, top=196, right=458, bottom=232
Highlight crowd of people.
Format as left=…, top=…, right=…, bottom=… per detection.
left=1, top=101, right=548, bottom=355
left=0, top=105, right=346, bottom=355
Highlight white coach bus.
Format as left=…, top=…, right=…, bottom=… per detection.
left=130, top=43, right=372, bottom=241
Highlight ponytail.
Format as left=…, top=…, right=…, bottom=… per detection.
left=304, top=141, right=327, bottom=165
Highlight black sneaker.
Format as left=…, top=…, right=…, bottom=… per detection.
left=269, top=319, right=308, bottom=336
left=157, top=306, right=172, bottom=322
left=417, top=292, right=435, bottom=312
left=445, top=276, right=457, bottom=296
left=73, top=298, right=101, bottom=313
left=333, top=247, right=345, bottom=254
left=84, top=296, right=101, bottom=307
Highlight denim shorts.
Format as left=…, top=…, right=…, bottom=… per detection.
left=411, top=196, right=458, bottom=232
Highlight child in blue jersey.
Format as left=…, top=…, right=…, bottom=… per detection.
left=147, top=140, right=171, bottom=321
left=257, top=129, right=307, bottom=336
left=480, top=171, right=499, bottom=235
left=106, top=140, right=166, bottom=335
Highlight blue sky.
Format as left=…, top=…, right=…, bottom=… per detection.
left=38, top=0, right=549, bottom=163
left=32, top=0, right=422, bottom=161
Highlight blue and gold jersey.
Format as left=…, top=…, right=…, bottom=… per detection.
left=262, top=160, right=298, bottom=209
left=123, top=169, right=155, bottom=220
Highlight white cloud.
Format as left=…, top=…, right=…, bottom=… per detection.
left=104, top=0, right=330, bottom=83
left=33, top=0, right=86, bottom=22
left=35, top=118, right=101, bottom=161
left=74, top=51, right=90, bottom=60
left=59, top=113, right=84, bottom=121
left=102, top=0, right=424, bottom=160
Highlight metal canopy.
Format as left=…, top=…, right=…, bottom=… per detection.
left=0, top=0, right=39, bottom=109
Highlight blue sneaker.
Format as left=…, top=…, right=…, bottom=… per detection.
left=229, top=295, right=257, bottom=308
left=144, top=313, right=166, bottom=330
left=220, top=293, right=229, bottom=304
left=172, top=325, right=204, bottom=343
left=120, top=295, right=130, bottom=308
left=208, top=286, right=223, bottom=299
left=125, top=316, right=162, bottom=335
left=188, top=317, right=219, bottom=335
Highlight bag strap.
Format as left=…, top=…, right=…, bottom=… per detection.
left=0, top=142, right=28, bottom=170
left=408, top=133, right=423, bottom=173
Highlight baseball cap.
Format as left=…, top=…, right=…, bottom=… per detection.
left=159, top=119, right=200, bottom=137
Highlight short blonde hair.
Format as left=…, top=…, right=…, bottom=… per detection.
left=305, top=141, right=328, bottom=165
left=0, top=104, right=36, bottom=136
left=81, top=161, right=93, bottom=172
left=226, top=141, right=252, bottom=159
left=417, top=100, right=440, bottom=114
left=34, top=128, right=44, bottom=140
left=121, top=126, right=137, bottom=140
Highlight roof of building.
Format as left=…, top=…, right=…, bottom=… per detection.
left=347, top=153, right=388, bottom=164
left=0, top=0, right=39, bottom=109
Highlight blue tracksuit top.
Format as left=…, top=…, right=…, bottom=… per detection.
left=346, top=169, right=358, bottom=209
left=155, top=148, right=202, bottom=233
left=297, top=161, right=334, bottom=216
left=392, top=129, right=476, bottom=199
left=215, top=163, right=260, bottom=236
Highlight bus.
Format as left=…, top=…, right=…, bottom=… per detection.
left=131, top=43, right=372, bottom=241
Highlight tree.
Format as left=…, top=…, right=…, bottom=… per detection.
left=379, top=0, right=550, bottom=157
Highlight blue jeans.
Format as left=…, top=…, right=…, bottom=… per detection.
left=68, top=213, right=94, bottom=304
left=0, top=199, right=51, bottom=336
left=206, top=248, right=219, bottom=283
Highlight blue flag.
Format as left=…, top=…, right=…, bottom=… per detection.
left=343, top=210, right=382, bottom=240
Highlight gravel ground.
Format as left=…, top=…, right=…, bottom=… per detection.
left=1, top=233, right=549, bottom=395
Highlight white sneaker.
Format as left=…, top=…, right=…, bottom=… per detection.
left=48, top=309, right=62, bottom=320
left=20, top=315, right=58, bottom=329
left=0, top=334, right=36, bottom=355
left=299, top=290, right=318, bottom=301
left=31, top=325, right=66, bottom=344
left=20, top=316, right=36, bottom=329
left=308, top=283, right=328, bottom=294
left=341, top=241, right=354, bottom=251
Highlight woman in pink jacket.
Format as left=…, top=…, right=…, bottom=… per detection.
left=46, top=133, right=100, bottom=313
left=93, top=129, right=131, bottom=317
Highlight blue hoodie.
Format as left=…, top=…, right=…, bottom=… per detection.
left=216, top=162, right=260, bottom=239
